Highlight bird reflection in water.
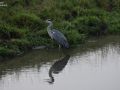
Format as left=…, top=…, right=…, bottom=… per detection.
left=47, top=55, right=70, bottom=84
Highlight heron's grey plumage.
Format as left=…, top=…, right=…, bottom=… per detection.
left=46, top=20, right=69, bottom=48
left=51, top=29, right=69, bottom=48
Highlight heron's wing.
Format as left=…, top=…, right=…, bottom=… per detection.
left=52, top=29, right=67, bottom=40
left=51, top=29, right=69, bottom=48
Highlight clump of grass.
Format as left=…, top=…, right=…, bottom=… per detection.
left=72, top=15, right=108, bottom=36
left=106, top=11, right=120, bottom=34
left=0, top=46, right=20, bottom=57
left=26, top=32, right=52, bottom=46
left=0, top=23, right=28, bottom=39
left=65, top=30, right=86, bottom=44
left=10, top=39, right=31, bottom=50
left=96, top=0, right=120, bottom=11
left=12, top=12, right=45, bottom=31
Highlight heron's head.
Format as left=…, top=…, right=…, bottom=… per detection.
left=45, top=19, right=52, bottom=25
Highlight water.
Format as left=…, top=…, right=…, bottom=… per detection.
left=0, top=35, right=120, bottom=90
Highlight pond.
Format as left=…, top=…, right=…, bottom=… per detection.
left=0, top=35, right=120, bottom=90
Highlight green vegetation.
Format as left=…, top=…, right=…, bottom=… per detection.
left=0, top=0, right=120, bottom=57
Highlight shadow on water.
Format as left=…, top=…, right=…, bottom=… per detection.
left=47, top=55, right=70, bottom=84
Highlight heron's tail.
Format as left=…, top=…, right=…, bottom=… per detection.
left=64, top=41, right=69, bottom=48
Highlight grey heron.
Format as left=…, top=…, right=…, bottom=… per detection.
left=46, top=19, right=69, bottom=48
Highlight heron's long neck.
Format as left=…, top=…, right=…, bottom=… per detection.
left=47, top=23, right=53, bottom=32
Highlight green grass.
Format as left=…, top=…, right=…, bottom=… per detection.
left=0, top=0, right=120, bottom=57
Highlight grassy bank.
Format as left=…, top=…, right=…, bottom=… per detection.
left=0, top=0, right=120, bottom=57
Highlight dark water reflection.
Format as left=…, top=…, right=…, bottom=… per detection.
left=48, top=55, right=70, bottom=84
left=0, top=35, right=120, bottom=90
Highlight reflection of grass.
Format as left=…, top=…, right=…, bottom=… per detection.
left=0, top=0, right=120, bottom=56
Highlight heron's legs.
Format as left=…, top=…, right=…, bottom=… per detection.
left=59, top=44, right=61, bottom=52
left=58, top=45, right=63, bottom=58
left=51, top=39, right=54, bottom=48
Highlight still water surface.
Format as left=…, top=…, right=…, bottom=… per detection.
left=0, top=36, right=120, bottom=90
